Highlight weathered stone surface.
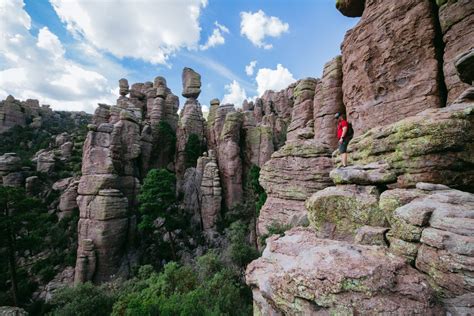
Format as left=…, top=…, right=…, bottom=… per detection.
left=258, top=140, right=333, bottom=235
left=119, top=78, right=129, bottom=96
left=200, top=152, right=222, bottom=232
left=246, top=227, right=442, bottom=315
left=439, top=0, right=474, bottom=103
left=330, top=161, right=397, bottom=185
left=455, top=49, right=474, bottom=85
left=354, top=225, right=388, bottom=246
left=313, top=56, right=345, bottom=148
left=58, top=179, right=79, bottom=219
left=2, top=172, right=23, bottom=187
left=343, top=104, right=474, bottom=191
left=36, top=151, right=56, bottom=173
left=306, top=184, right=387, bottom=240
left=0, top=153, right=21, bottom=172
left=218, top=112, right=243, bottom=208
left=336, top=0, right=365, bottom=17
left=378, top=184, right=474, bottom=311
left=182, top=67, right=201, bottom=99
left=287, top=78, right=318, bottom=141
left=341, top=0, right=441, bottom=134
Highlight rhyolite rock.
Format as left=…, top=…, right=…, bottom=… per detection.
left=287, top=78, right=318, bottom=141
left=330, top=161, right=397, bottom=185
left=342, top=103, right=474, bottom=192
left=0, top=96, right=54, bottom=133
left=182, top=67, right=201, bottom=99
left=200, top=151, right=222, bottom=232
left=218, top=111, right=243, bottom=208
left=377, top=183, right=474, bottom=313
left=455, top=49, right=474, bottom=85
left=258, top=140, right=333, bottom=236
left=246, top=227, right=442, bottom=315
left=341, top=0, right=442, bottom=135
left=354, top=225, right=389, bottom=246
left=439, top=0, right=474, bottom=103
left=313, top=56, right=345, bottom=148
left=306, top=184, right=387, bottom=240
left=0, top=153, right=23, bottom=187
left=336, top=0, right=365, bottom=17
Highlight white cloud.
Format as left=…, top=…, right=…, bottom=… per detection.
left=0, top=0, right=119, bottom=112
left=222, top=80, right=247, bottom=106
left=245, top=60, right=257, bottom=76
left=255, top=64, right=295, bottom=96
left=240, top=10, right=289, bottom=49
left=50, top=0, right=207, bottom=64
left=200, top=21, right=229, bottom=50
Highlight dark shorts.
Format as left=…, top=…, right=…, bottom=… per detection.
left=339, top=139, right=349, bottom=153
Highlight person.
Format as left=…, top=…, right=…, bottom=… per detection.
left=335, top=112, right=350, bottom=167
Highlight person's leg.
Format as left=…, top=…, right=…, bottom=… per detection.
left=342, top=153, right=347, bottom=167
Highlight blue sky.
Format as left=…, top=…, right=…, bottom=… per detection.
left=0, top=0, right=358, bottom=113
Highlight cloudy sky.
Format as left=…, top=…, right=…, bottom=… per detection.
left=0, top=0, right=358, bottom=113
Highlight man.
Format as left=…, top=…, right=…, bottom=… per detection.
left=335, top=112, right=350, bottom=167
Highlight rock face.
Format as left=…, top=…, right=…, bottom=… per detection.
left=341, top=0, right=442, bottom=135
left=439, top=0, right=474, bottom=103
left=343, top=103, right=474, bottom=191
left=0, top=96, right=54, bottom=133
left=329, top=161, right=397, bottom=185
left=381, top=183, right=474, bottom=314
left=313, top=56, right=345, bottom=148
left=258, top=141, right=333, bottom=235
left=287, top=78, right=318, bottom=141
left=246, top=227, right=442, bottom=315
left=456, top=49, right=474, bottom=85
left=218, top=111, right=243, bottom=209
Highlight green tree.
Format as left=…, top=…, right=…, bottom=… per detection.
left=138, top=169, right=179, bottom=260
left=0, top=187, right=50, bottom=306
left=184, top=133, right=204, bottom=169
left=151, top=121, right=177, bottom=169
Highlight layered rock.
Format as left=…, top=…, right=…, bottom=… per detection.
left=199, top=150, right=222, bottom=231
left=218, top=111, right=243, bottom=208
left=342, top=103, right=474, bottom=191
left=175, top=68, right=206, bottom=184
left=438, top=0, right=474, bottom=103
left=75, top=110, right=141, bottom=283
left=258, top=141, right=333, bottom=235
left=246, top=227, right=442, bottom=315
left=380, top=183, right=474, bottom=314
left=0, top=153, right=23, bottom=187
left=341, top=0, right=442, bottom=134
left=313, top=56, right=345, bottom=148
left=0, top=95, right=54, bottom=133
left=286, top=78, right=318, bottom=141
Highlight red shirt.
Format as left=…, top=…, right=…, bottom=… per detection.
left=337, top=119, right=348, bottom=139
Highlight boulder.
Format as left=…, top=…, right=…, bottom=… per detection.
left=246, top=227, right=442, bottom=315
left=341, top=0, right=442, bottom=135
left=119, top=78, right=129, bottom=96
left=439, top=0, right=474, bottom=103
left=306, top=184, right=387, bottom=240
left=335, top=0, right=365, bottom=17
left=354, top=225, right=389, bottom=246
left=182, top=67, right=201, bottom=99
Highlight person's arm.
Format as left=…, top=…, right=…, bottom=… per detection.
left=341, top=126, right=347, bottom=139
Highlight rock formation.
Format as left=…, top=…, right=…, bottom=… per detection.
left=199, top=150, right=222, bottom=232
left=336, top=0, right=365, bottom=17
left=438, top=0, right=474, bottom=103
left=341, top=103, right=474, bottom=191
left=341, top=0, right=442, bottom=135
left=246, top=227, right=442, bottom=315
left=0, top=96, right=54, bottom=134
left=0, top=153, right=23, bottom=187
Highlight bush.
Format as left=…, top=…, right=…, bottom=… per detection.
left=184, top=133, right=204, bottom=169
left=258, top=222, right=292, bottom=247
left=228, top=221, right=259, bottom=268
left=48, top=283, right=116, bottom=316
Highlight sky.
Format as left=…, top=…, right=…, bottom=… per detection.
left=0, top=0, right=359, bottom=114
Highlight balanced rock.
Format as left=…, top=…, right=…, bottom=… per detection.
left=118, top=78, right=129, bottom=96
left=182, top=67, right=201, bottom=99
left=335, top=0, right=365, bottom=17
